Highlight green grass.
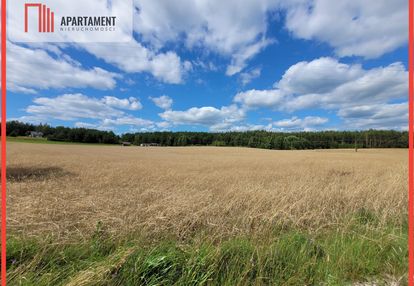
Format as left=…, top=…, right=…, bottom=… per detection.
left=6, top=136, right=116, bottom=146
left=7, top=219, right=408, bottom=286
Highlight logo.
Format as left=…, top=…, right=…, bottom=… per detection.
left=24, top=3, right=55, bottom=33
left=10, top=0, right=133, bottom=43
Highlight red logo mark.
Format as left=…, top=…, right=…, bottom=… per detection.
left=24, top=3, right=54, bottom=33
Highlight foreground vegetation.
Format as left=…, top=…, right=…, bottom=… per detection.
left=4, top=120, right=408, bottom=149
left=6, top=145, right=408, bottom=285
left=8, top=219, right=407, bottom=285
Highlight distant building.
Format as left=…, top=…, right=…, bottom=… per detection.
left=29, top=131, right=43, bottom=138
left=140, top=143, right=161, bottom=147
left=122, top=142, right=132, bottom=146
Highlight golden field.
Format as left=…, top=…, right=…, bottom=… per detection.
left=7, top=142, right=407, bottom=241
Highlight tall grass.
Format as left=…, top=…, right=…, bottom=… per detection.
left=7, top=218, right=407, bottom=285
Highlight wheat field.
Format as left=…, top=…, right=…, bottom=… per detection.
left=8, top=143, right=406, bottom=239
left=5, top=142, right=408, bottom=285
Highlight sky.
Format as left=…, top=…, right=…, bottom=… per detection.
left=6, top=0, right=409, bottom=133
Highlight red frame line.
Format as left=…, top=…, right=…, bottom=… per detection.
left=1, top=1, right=414, bottom=286
left=1, top=0, right=6, bottom=283
left=410, top=0, right=414, bottom=284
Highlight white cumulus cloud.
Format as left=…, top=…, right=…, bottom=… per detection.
left=150, top=95, right=173, bottom=110
left=80, top=41, right=189, bottom=84
left=233, top=57, right=407, bottom=129
left=7, top=42, right=118, bottom=93
left=24, top=94, right=139, bottom=121
left=134, top=0, right=279, bottom=75
left=281, top=0, right=407, bottom=58
left=160, top=104, right=245, bottom=128
left=102, top=96, right=142, bottom=111
left=240, top=67, right=262, bottom=86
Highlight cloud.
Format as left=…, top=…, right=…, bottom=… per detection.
left=7, top=42, right=118, bottom=93
left=276, top=57, right=362, bottom=94
left=233, top=57, right=407, bottom=129
left=133, top=0, right=407, bottom=74
left=273, top=116, right=328, bottom=130
left=74, top=122, right=99, bottom=129
left=239, top=67, right=262, bottom=86
left=101, top=116, right=154, bottom=128
left=17, top=93, right=161, bottom=131
left=226, top=39, right=273, bottom=76
left=210, top=116, right=328, bottom=132
left=234, top=89, right=285, bottom=109
left=8, top=115, right=48, bottom=125
left=150, top=95, right=173, bottom=110
left=156, top=121, right=172, bottom=129
left=160, top=104, right=245, bottom=128
left=338, top=103, right=407, bottom=130
left=134, top=0, right=278, bottom=75
left=282, top=61, right=407, bottom=111
left=192, top=60, right=218, bottom=72
left=80, top=41, right=189, bottom=84
left=25, top=94, right=137, bottom=121
left=236, top=58, right=406, bottom=111
left=149, top=52, right=190, bottom=84
left=99, top=117, right=172, bottom=132
left=102, top=96, right=142, bottom=111
left=210, top=123, right=273, bottom=132
left=281, top=0, right=407, bottom=58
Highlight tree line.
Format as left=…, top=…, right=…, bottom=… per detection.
left=4, top=121, right=119, bottom=144
left=122, top=130, right=407, bottom=149
left=3, top=121, right=408, bottom=149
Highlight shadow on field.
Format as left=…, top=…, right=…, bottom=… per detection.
left=5, top=166, right=74, bottom=182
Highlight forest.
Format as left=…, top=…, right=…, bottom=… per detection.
left=5, top=121, right=119, bottom=144
left=4, top=121, right=408, bottom=150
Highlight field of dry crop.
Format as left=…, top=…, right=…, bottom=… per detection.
left=8, top=142, right=407, bottom=240
left=5, top=142, right=408, bottom=285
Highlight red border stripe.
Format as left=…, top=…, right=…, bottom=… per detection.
left=0, top=2, right=412, bottom=286
left=409, top=0, right=414, bottom=284
left=1, top=0, right=6, bottom=283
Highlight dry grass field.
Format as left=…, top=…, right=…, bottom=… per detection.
left=5, top=142, right=408, bottom=285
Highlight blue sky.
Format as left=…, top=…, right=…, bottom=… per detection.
left=7, top=0, right=408, bottom=133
